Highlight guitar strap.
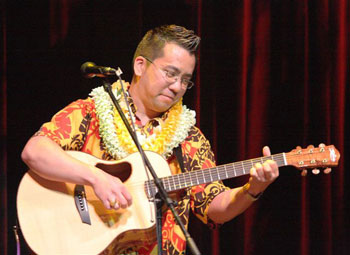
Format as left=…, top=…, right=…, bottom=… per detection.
left=174, top=145, right=186, bottom=173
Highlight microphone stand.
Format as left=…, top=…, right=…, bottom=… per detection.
left=101, top=73, right=201, bottom=255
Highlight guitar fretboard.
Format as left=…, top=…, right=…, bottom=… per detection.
left=145, top=153, right=286, bottom=197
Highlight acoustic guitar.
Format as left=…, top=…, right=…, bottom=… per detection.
left=17, top=144, right=340, bottom=254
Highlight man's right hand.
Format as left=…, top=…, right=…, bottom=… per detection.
left=90, top=167, right=133, bottom=210
left=22, top=136, right=133, bottom=210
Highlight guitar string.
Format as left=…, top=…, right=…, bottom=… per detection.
left=144, top=151, right=332, bottom=192
left=121, top=154, right=283, bottom=188
left=149, top=154, right=285, bottom=191
left=121, top=151, right=332, bottom=193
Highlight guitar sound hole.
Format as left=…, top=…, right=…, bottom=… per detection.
left=95, top=162, right=132, bottom=182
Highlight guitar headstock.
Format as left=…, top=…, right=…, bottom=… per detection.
left=285, top=144, right=340, bottom=176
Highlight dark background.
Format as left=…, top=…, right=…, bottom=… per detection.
left=1, top=0, right=349, bottom=254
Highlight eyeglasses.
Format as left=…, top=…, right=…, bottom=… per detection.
left=142, top=56, right=195, bottom=90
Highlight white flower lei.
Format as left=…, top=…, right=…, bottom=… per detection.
left=90, top=85, right=196, bottom=159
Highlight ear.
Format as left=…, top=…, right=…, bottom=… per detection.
left=133, top=56, right=147, bottom=76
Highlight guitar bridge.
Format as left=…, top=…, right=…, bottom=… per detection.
left=74, top=185, right=91, bottom=225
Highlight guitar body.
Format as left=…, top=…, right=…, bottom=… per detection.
left=17, top=151, right=171, bottom=255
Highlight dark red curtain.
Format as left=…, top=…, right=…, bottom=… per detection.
left=1, top=2, right=8, bottom=254
left=2, top=0, right=349, bottom=254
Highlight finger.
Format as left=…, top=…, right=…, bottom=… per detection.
left=112, top=201, right=120, bottom=210
left=115, top=185, right=132, bottom=208
left=115, top=197, right=127, bottom=209
left=250, top=167, right=257, bottom=178
left=108, top=197, right=120, bottom=210
left=253, top=163, right=265, bottom=181
left=263, top=146, right=271, bottom=157
left=104, top=199, right=113, bottom=210
left=122, top=189, right=133, bottom=206
left=115, top=191, right=130, bottom=209
left=110, top=200, right=116, bottom=207
left=265, top=160, right=279, bottom=180
left=262, top=162, right=273, bottom=180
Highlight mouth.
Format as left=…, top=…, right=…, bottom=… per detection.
left=160, top=93, right=175, bottom=101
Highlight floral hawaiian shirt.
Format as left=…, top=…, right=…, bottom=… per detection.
left=35, top=90, right=228, bottom=255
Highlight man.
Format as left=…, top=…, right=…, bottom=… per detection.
left=21, top=25, right=279, bottom=254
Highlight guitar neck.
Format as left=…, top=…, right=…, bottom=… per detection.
left=146, top=153, right=287, bottom=195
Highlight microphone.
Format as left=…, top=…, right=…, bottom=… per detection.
left=80, top=62, right=117, bottom=78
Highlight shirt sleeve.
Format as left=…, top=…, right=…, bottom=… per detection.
left=181, top=127, right=229, bottom=227
left=34, top=98, right=96, bottom=151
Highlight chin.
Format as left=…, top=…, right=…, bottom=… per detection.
left=154, top=103, right=173, bottom=114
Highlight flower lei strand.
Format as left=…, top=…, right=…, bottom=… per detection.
left=90, top=84, right=196, bottom=159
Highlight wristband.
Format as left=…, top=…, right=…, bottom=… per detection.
left=242, top=183, right=263, bottom=201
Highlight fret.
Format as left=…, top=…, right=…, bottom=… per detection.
left=245, top=160, right=252, bottom=172
left=209, top=168, right=213, bottom=182
left=185, top=172, right=190, bottom=187
left=179, top=174, right=187, bottom=189
left=211, top=169, right=216, bottom=182
left=184, top=172, right=190, bottom=188
left=217, top=167, right=223, bottom=180
left=242, top=161, right=247, bottom=173
left=195, top=171, right=199, bottom=185
left=241, top=161, right=245, bottom=174
left=201, top=169, right=206, bottom=184
left=176, top=174, right=181, bottom=190
left=172, top=175, right=177, bottom=191
left=241, top=161, right=246, bottom=174
left=186, top=173, right=191, bottom=188
left=190, top=172, right=194, bottom=186
left=168, top=176, right=174, bottom=192
left=192, top=171, right=197, bottom=186
left=161, top=177, right=167, bottom=192
left=178, top=174, right=183, bottom=189
left=223, top=166, right=228, bottom=179
left=185, top=173, right=190, bottom=188
left=215, top=167, right=220, bottom=181
left=233, top=163, right=237, bottom=177
left=161, top=176, right=172, bottom=191
left=246, top=160, right=252, bottom=172
left=162, top=177, right=168, bottom=192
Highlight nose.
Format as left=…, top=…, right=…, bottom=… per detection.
left=168, top=78, right=184, bottom=93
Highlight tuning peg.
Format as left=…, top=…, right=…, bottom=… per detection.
left=324, top=168, right=332, bottom=174
left=312, top=169, right=320, bottom=175
left=319, top=143, right=326, bottom=148
left=301, top=169, right=308, bottom=176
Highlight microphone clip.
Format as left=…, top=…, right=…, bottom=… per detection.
left=81, top=62, right=121, bottom=78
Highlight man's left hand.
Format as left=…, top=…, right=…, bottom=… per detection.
left=247, top=146, right=279, bottom=196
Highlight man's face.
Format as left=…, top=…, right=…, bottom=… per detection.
left=138, top=43, right=196, bottom=116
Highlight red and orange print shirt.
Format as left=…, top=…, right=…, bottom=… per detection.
left=35, top=96, right=228, bottom=255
